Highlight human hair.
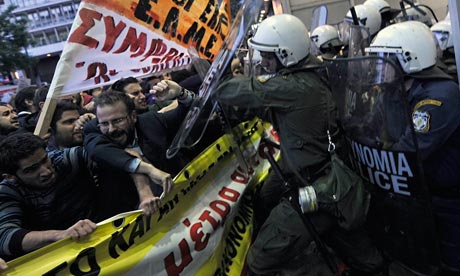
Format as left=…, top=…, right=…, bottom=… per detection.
left=85, top=87, right=103, bottom=96
left=14, top=86, right=37, bottom=112
left=33, top=86, right=49, bottom=111
left=0, top=133, right=47, bottom=175
left=93, top=89, right=135, bottom=114
left=111, top=77, right=139, bottom=93
left=50, top=101, right=81, bottom=132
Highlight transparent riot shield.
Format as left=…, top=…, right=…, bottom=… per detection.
left=324, top=56, right=440, bottom=275
left=337, top=22, right=371, bottom=57
left=311, top=5, right=328, bottom=34
left=166, top=0, right=263, bottom=174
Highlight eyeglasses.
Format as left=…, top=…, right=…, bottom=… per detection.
left=97, top=115, right=129, bottom=130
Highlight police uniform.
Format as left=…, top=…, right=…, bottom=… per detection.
left=407, top=75, right=460, bottom=271
left=215, top=58, right=384, bottom=275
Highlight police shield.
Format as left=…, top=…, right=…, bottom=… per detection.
left=324, top=56, right=440, bottom=274
left=337, top=23, right=371, bottom=57
left=166, top=0, right=263, bottom=175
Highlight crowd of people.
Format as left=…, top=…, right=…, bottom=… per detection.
left=0, top=0, right=459, bottom=275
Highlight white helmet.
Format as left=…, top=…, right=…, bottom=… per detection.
left=248, top=14, right=310, bottom=67
left=344, top=4, right=382, bottom=36
left=396, top=4, right=435, bottom=26
left=431, top=20, right=453, bottom=51
left=310, top=25, right=342, bottom=50
left=363, top=0, right=391, bottom=14
left=365, top=21, right=437, bottom=74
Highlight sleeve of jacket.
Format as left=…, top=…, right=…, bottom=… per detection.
left=395, top=80, right=460, bottom=159
left=0, top=182, right=30, bottom=260
left=83, top=118, right=137, bottom=172
left=214, top=75, right=300, bottom=109
left=157, top=98, right=192, bottom=137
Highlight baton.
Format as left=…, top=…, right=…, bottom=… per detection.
left=262, top=146, right=338, bottom=274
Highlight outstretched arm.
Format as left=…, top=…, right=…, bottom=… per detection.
left=21, top=219, right=97, bottom=253
left=125, top=148, right=174, bottom=196
left=130, top=173, right=161, bottom=215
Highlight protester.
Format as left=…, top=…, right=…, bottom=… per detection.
left=48, top=101, right=95, bottom=150
left=18, top=86, right=48, bottom=133
left=111, top=77, right=148, bottom=113
left=14, top=86, right=37, bottom=126
left=84, top=88, right=194, bottom=215
left=0, top=133, right=97, bottom=260
left=0, top=102, right=19, bottom=139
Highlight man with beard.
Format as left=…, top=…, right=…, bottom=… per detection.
left=0, top=102, right=19, bottom=139
left=84, top=87, right=194, bottom=216
left=111, top=77, right=148, bottom=114
left=47, top=101, right=94, bottom=150
left=0, top=133, right=97, bottom=260
left=48, top=101, right=162, bottom=219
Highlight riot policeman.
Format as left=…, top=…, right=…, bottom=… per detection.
left=214, top=14, right=384, bottom=276
left=338, top=4, right=382, bottom=57
left=365, top=21, right=460, bottom=274
left=395, top=3, right=437, bottom=27
left=310, top=24, right=344, bottom=58
left=431, top=20, right=457, bottom=82
left=363, top=0, right=399, bottom=28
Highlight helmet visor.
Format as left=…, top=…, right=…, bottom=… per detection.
left=364, top=51, right=401, bottom=82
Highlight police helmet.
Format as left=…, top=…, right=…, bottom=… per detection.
left=247, top=14, right=310, bottom=67
left=365, top=21, right=437, bottom=74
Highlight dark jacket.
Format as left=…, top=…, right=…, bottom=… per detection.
left=84, top=103, right=191, bottom=177
left=214, top=61, right=337, bottom=175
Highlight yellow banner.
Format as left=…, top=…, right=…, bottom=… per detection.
left=6, top=119, right=279, bottom=275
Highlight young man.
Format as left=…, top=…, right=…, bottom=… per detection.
left=48, top=101, right=162, bottom=219
left=0, top=102, right=19, bottom=139
left=111, top=77, right=148, bottom=113
left=0, top=133, right=97, bottom=260
left=48, top=101, right=95, bottom=150
left=14, top=86, right=37, bottom=126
